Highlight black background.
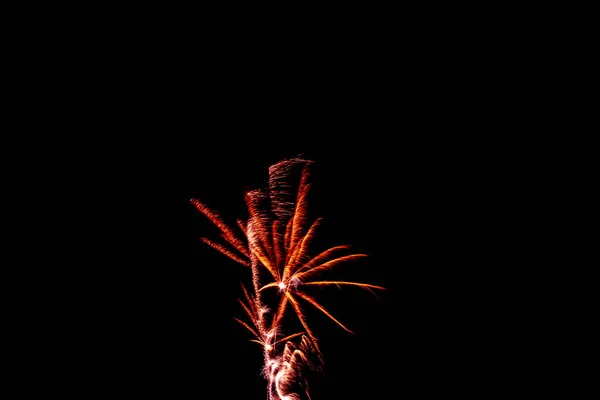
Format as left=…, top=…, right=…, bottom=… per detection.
left=36, top=21, right=531, bottom=397
left=83, top=134, right=515, bottom=399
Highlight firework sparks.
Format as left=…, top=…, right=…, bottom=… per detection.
left=191, top=157, right=384, bottom=400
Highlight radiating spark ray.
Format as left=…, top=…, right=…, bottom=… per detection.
left=295, top=291, right=354, bottom=334
left=273, top=332, right=304, bottom=346
left=302, top=281, right=386, bottom=290
left=286, top=292, right=319, bottom=352
left=248, top=219, right=279, bottom=280
left=271, top=292, right=289, bottom=332
left=236, top=219, right=247, bottom=235
left=259, top=282, right=280, bottom=292
left=272, top=221, right=284, bottom=271
left=284, top=217, right=294, bottom=252
left=289, top=163, right=312, bottom=250
left=238, top=299, right=257, bottom=325
left=284, top=218, right=322, bottom=281
left=191, top=198, right=249, bottom=257
left=292, top=245, right=351, bottom=276
left=234, top=317, right=262, bottom=340
left=245, top=190, right=275, bottom=261
left=256, top=220, right=275, bottom=266
left=240, top=284, right=257, bottom=314
left=261, top=222, right=275, bottom=262
left=250, top=241, right=279, bottom=281
left=295, top=254, right=369, bottom=281
left=199, top=237, right=250, bottom=267
left=284, top=237, right=303, bottom=267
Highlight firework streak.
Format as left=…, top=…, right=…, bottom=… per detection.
left=191, top=157, right=384, bottom=400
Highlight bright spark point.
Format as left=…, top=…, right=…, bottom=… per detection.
left=278, top=282, right=286, bottom=290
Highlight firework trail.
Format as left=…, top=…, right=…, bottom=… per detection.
left=191, top=157, right=384, bottom=400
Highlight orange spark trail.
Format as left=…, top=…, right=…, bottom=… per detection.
left=191, top=199, right=248, bottom=258
left=286, top=292, right=319, bottom=351
left=236, top=219, right=247, bottom=235
left=295, top=291, right=353, bottom=333
left=284, top=218, right=322, bottom=281
left=271, top=291, right=289, bottom=333
left=234, top=317, right=261, bottom=341
left=303, top=281, right=386, bottom=290
left=295, top=254, right=369, bottom=281
left=289, top=164, right=312, bottom=250
left=284, top=215, right=294, bottom=251
left=292, top=245, right=351, bottom=276
left=199, top=238, right=250, bottom=267
left=273, top=220, right=284, bottom=270
left=192, top=157, right=385, bottom=400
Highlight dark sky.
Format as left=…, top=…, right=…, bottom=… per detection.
left=64, top=99, right=518, bottom=397
left=35, top=11, right=535, bottom=398
left=105, top=139, right=502, bottom=400
left=66, top=122, right=517, bottom=399
left=64, top=33, right=518, bottom=396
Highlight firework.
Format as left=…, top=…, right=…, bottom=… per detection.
left=191, top=157, right=384, bottom=400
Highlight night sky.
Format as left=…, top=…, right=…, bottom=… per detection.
left=65, top=41, right=515, bottom=396
left=107, top=138, right=500, bottom=399
left=35, top=12, right=532, bottom=398
left=69, top=128, right=513, bottom=399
